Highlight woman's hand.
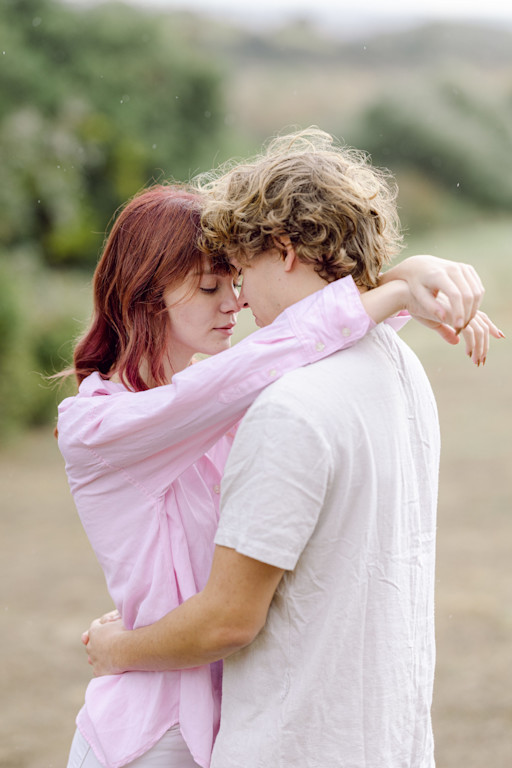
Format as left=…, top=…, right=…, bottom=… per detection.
left=459, top=311, right=504, bottom=366
left=82, top=609, right=126, bottom=676
left=375, top=256, right=504, bottom=364
left=381, top=254, right=484, bottom=332
left=416, top=309, right=504, bottom=364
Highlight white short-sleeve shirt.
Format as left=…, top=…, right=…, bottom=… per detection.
left=213, top=324, right=440, bottom=768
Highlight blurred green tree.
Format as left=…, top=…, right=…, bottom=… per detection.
left=0, top=0, right=225, bottom=268
left=354, top=82, right=512, bottom=228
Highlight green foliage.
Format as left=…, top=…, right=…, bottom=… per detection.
left=0, top=257, right=81, bottom=438
left=0, top=260, right=29, bottom=435
left=352, top=82, right=512, bottom=228
left=0, top=0, right=226, bottom=269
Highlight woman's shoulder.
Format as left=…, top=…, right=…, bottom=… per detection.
left=57, top=372, right=129, bottom=444
left=59, top=372, right=129, bottom=412
left=78, top=371, right=128, bottom=397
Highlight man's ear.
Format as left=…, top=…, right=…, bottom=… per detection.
left=274, top=235, right=297, bottom=273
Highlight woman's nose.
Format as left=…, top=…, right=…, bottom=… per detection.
left=221, top=283, right=241, bottom=313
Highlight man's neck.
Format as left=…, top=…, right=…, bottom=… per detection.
left=279, top=262, right=332, bottom=310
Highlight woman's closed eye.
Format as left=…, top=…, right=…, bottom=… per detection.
left=200, top=272, right=242, bottom=295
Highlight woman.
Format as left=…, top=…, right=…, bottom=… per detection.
left=58, top=183, right=497, bottom=768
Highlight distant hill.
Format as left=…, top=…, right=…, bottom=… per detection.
left=337, top=21, right=512, bottom=68
left=171, top=13, right=512, bottom=69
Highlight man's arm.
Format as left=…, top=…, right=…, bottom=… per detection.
left=85, top=546, right=284, bottom=675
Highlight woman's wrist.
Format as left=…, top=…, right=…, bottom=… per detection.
left=359, top=280, right=409, bottom=324
left=379, top=255, right=428, bottom=286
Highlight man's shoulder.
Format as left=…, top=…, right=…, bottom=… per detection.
left=253, top=326, right=381, bottom=400
left=247, top=323, right=429, bottom=421
left=243, top=343, right=358, bottom=430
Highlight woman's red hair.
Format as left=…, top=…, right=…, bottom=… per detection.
left=70, top=184, right=217, bottom=391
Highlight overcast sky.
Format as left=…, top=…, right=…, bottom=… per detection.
left=64, top=0, right=512, bottom=32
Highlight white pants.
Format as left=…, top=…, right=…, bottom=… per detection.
left=67, top=726, right=201, bottom=768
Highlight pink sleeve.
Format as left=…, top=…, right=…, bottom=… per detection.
left=59, top=276, right=374, bottom=489
left=384, top=310, right=411, bottom=331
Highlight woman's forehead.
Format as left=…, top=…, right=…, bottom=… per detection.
left=204, top=254, right=236, bottom=276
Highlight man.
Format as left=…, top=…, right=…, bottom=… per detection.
left=85, top=130, right=493, bottom=766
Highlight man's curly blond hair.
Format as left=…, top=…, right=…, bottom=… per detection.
left=195, top=128, right=403, bottom=289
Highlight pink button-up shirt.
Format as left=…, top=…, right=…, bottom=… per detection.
left=57, top=277, right=378, bottom=768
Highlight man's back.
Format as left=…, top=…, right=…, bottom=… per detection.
left=213, top=324, right=440, bottom=768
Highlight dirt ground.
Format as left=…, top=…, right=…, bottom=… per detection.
left=1, top=330, right=511, bottom=768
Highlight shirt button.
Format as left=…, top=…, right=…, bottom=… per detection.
left=269, top=369, right=277, bottom=377
left=213, top=485, right=220, bottom=494
left=342, top=327, right=351, bottom=337
left=315, top=342, right=325, bottom=351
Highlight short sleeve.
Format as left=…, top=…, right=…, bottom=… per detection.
left=214, top=397, right=332, bottom=571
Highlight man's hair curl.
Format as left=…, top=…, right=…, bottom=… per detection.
left=195, top=127, right=403, bottom=289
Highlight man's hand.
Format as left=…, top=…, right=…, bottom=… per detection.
left=82, top=610, right=127, bottom=677
left=79, top=547, right=284, bottom=675
left=381, top=254, right=484, bottom=332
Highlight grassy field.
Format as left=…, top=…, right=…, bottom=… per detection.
left=1, top=218, right=510, bottom=767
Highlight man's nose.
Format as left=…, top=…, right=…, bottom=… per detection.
left=237, top=285, right=249, bottom=310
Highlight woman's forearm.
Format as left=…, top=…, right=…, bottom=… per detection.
left=359, top=280, right=409, bottom=324
left=379, top=254, right=484, bottom=331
